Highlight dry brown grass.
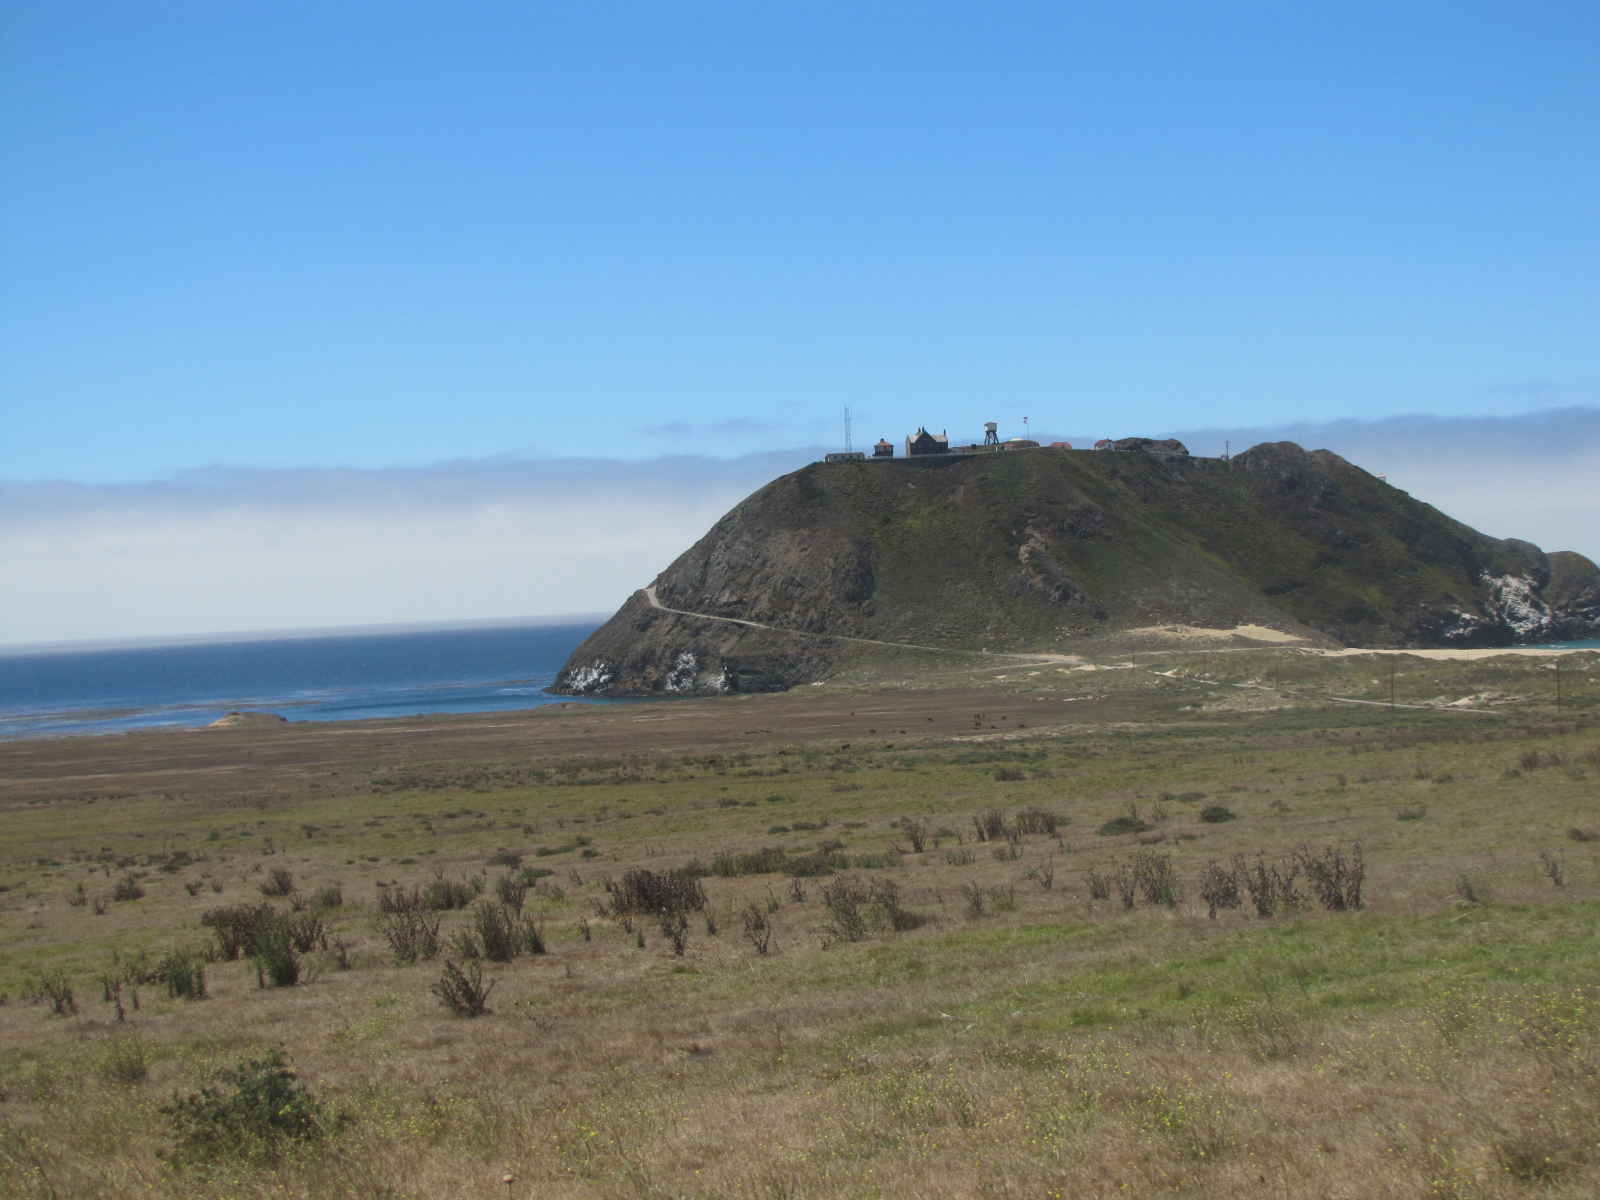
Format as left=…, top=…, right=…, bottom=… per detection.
left=2, top=665, right=1598, bottom=1197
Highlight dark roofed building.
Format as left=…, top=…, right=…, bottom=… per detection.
left=873, top=438, right=894, bottom=457
left=906, top=426, right=950, bottom=456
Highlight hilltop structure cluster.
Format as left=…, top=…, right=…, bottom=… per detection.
left=824, top=423, right=1191, bottom=463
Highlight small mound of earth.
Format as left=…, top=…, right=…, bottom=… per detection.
left=206, top=711, right=288, bottom=729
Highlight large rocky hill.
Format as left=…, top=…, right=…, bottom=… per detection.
left=554, top=442, right=1600, bottom=696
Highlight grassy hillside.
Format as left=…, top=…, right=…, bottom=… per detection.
left=558, top=443, right=1598, bottom=695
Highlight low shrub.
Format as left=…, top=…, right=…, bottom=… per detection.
left=822, top=875, right=924, bottom=942
left=1295, top=842, right=1364, bottom=911
left=700, top=846, right=847, bottom=878
left=1132, top=849, right=1180, bottom=907
left=252, top=925, right=299, bottom=988
left=161, top=1050, right=338, bottom=1166
left=494, top=872, right=529, bottom=912
left=113, top=874, right=146, bottom=902
left=160, top=949, right=208, bottom=1000
left=1098, top=815, right=1151, bottom=837
left=422, top=874, right=481, bottom=911
left=1013, top=807, right=1062, bottom=836
left=99, top=1037, right=150, bottom=1084
left=1198, top=861, right=1241, bottom=918
left=201, top=904, right=279, bottom=960
left=605, top=868, right=707, bottom=916
left=1234, top=852, right=1303, bottom=917
left=660, top=911, right=690, bottom=955
left=35, top=970, right=77, bottom=1016
left=1199, top=805, right=1236, bottom=824
left=971, top=809, right=1007, bottom=841
left=895, top=816, right=928, bottom=852
left=258, top=868, right=295, bottom=897
left=284, top=911, right=326, bottom=954
left=741, top=903, right=772, bottom=954
left=378, top=904, right=442, bottom=965
left=433, top=960, right=494, bottom=1017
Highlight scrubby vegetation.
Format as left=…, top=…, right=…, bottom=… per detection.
left=1, top=651, right=1598, bottom=1197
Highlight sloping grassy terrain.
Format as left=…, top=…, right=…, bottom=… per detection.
left=1, top=656, right=1597, bottom=1198
left=559, top=443, right=1600, bottom=694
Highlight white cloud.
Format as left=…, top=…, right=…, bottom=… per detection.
left=3, top=411, right=1597, bottom=647
left=1, top=451, right=813, bottom=645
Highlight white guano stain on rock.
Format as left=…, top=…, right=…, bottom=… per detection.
left=563, top=660, right=614, bottom=693
left=664, top=651, right=699, bottom=693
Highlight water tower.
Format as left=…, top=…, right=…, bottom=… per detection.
left=983, top=421, right=999, bottom=446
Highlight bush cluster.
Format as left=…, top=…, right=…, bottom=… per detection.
left=604, top=868, right=708, bottom=916
left=820, top=875, right=924, bottom=943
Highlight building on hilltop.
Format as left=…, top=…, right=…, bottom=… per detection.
left=873, top=438, right=894, bottom=458
left=906, top=427, right=950, bottom=456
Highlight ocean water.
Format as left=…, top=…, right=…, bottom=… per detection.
left=0, top=621, right=605, bottom=741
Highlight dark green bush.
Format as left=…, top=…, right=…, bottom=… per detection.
left=201, top=904, right=280, bottom=960
left=1097, top=816, right=1151, bottom=837
left=1198, top=862, right=1241, bottom=918
left=473, top=901, right=519, bottom=962
left=284, top=911, right=326, bottom=954
left=433, top=960, right=494, bottom=1017
left=252, top=925, right=299, bottom=988
left=698, top=846, right=847, bottom=878
left=422, top=874, right=480, bottom=910
left=1013, top=807, right=1062, bottom=836
left=1199, top=805, right=1236, bottom=824
left=161, top=1050, right=337, bottom=1167
left=971, top=809, right=1007, bottom=841
left=820, top=875, right=923, bottom=943
left=160, top=949, right=207, bottom=1000
left=494, top=872, right=529, bottom=912
left=258, top=867, right=295, bottom=897
left=1295, top=842, right=1364, bottom=911
left=605, top=868, right=707, bottom=916
left=377, top=904, right=442, bottom=965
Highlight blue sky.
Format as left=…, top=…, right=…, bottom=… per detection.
left=4, top=3, right=1598, bottom=641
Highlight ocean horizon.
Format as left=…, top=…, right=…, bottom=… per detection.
left=0, top=619, right=608, bottom=742
left=3, top=621, right=1595, bottom=744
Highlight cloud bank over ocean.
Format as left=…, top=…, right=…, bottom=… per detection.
left=5, top=409, right=1597, bottom=647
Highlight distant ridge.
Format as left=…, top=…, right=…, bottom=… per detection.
left=553, top=442, right=1600, bottom=696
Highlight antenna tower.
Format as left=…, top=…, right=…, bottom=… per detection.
left=843, top=406, right=853, bottom=453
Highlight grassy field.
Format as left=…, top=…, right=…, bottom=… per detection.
left=2, top=649, right=1598, bottom=1198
